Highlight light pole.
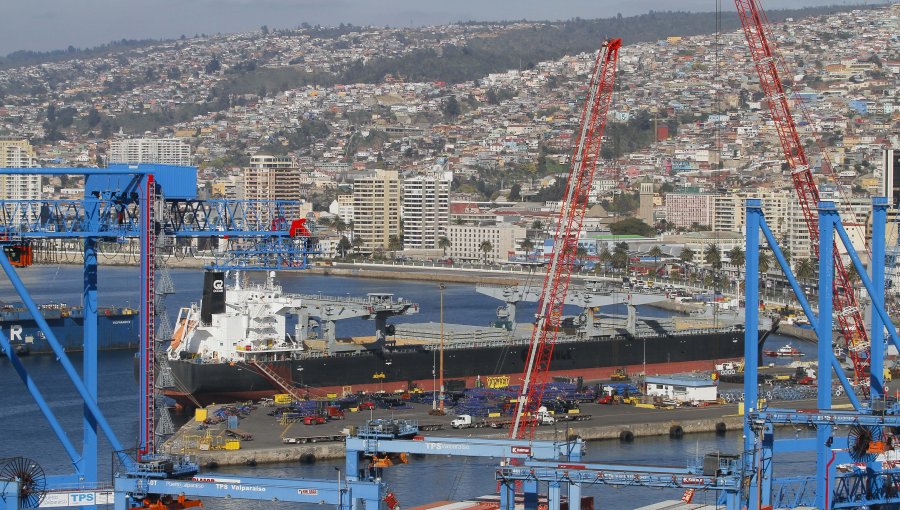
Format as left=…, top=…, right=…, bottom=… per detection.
left=334, top=467, right=344, bottom=510
left=439, top=282, right=446, bottom=414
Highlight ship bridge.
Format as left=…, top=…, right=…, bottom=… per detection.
left=294, top=292, right=418, bottom=354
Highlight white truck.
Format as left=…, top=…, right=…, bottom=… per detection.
left=450, top=408, right=555, bottom=429
left=715, top=361, right=743, bottom=376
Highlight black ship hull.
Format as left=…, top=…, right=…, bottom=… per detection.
left=167, top=328, right=759, bottom=406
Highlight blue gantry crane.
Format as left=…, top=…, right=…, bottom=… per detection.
left=740, top=197, right=900, bottom=509
left=0, top=164, right=320, bottom=508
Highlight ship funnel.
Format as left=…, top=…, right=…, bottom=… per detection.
left=201, top=271, right=227, bottom=323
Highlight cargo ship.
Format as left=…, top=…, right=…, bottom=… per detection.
left=0, top=303, right=140, bottom=355
left=164, top=272, right=768, bottom=406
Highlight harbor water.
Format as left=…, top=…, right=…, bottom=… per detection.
left=0, top=265, right=816, bottom=508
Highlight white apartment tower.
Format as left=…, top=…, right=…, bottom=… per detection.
left=109, top=138, right=192, bottom=166
left=0, top=137, right=40, bottom=202
left=403, top=168, right=452, bottom=250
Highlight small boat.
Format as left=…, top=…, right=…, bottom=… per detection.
left=764, top=343, right=804, bottom=358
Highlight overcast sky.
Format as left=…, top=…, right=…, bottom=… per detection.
left=0, top=0, right=874, bottom=55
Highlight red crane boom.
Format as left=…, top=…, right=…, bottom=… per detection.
left=734, top=0, right=870, bottom=391
left=511, top=38, right=621, bottom=439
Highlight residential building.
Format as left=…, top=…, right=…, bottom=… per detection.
left=0, top=138, right=40, bottom=207
left=664, top=192, right=715, bottom=229
left=243, top=154, right=310, bottom=222
left=447, top=223, right=526, bottom=263
left=352, top=169, right=401, bottom=251
left=109, top=138, right=192, bottom=166
left=403, top=168, right=451, bottom=250
left=328, top=195, right=354, bottom=224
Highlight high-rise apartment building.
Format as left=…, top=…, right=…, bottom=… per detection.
left=109, top=138, right=192, bottom=166
left=664, top=192, right=715, bottom=229
left=402, top=168, right=451, bottom=250
left=243, top=154, right=309, bottom=222
left=353, top=170, right=400, bottom=251
left=0, top=138, right=40, bottom=204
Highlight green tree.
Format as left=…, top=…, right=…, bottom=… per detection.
left=205, top=56, right=221, bottom=74
left=388, top=235, right=403, bottom=252
left=86, top=108, right=102, bottom=129
left=479, top=240, right=493, bottom=262
left=727, top=247, right=745, bottom=270
left=337, top=236, right=352, bottom=258
left=508, top=183, right=521, bottom=201
left=649, top=246, right=663, bottom=263
left=612, top=242, right=630, bottom=272
left=795, top=258, right=815, bottom=282
left=351, top=235, right=365, bottom=255
left=576, top=246, right=588, bottom=262
left=758, top=251, right=771, bottom=274
left=438, top=236, right=450, bottom=256
left=598, top=245, right=611, bottom=271
left=609, top=217, right=653, bottom=237
left=679, top=247, right=695, bottom=264
left=521, top=238, right=534, bottom=255
left=442, top=96, right=460, bottom=118
left=531, top=220, right=543, bottom=230
left=704, top=243, right=722, bottom=270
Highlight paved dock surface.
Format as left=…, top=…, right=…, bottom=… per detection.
left=163, top=395, right=843, bottom=467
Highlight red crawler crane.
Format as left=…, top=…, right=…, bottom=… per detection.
left=734, top=1, right=870, bottom=392
left=510, top=38, right=621, bottom=439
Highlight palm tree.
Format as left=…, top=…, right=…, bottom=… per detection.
left=351, top=235, right=365, bottom=255
left=479, top=240, right=493, bottom=263
left=758, top=251, right=771, bottom=274
left=438, top=236, right=450, bottom=256
left=679, top=247, right=695, bottom=282
left=521, top=238, right=534, bottom=253
left=795, top=258, right=815, bottom=282
left=612, top=242, right=630, bottom=272
left=576, top=246, right=588, bottom=262
left=333, top=217, right=347, bottom=235
left=704, top=243, right=722, bottom=270
left=649, top=246, right=663, bottom=263
left=531, top=220, right=543, bottom=230
left=598, top=245, right=611, bottom=273
left=727, top=247, right=745, bottom=270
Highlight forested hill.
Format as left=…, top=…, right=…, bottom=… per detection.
left=339, top=5, right=876, bottom=84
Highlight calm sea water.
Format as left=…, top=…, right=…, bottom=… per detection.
left=0, top=265, right=814, bottom=509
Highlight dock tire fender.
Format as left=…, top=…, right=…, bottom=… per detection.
left=715, top=422, right=727, bottom=435
left=619, top=430, right=634, bottom=442
left=669, top=425, right=684, bottom=439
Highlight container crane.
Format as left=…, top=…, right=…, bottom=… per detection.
left=511, top=38, right=621, bottom=439
left=733, top=0, right=872, bottom=394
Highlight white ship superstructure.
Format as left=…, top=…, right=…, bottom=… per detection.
left=168, top=271, right=304, bottom=363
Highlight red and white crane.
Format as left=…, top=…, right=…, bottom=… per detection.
left=733, top=1, right=871, bottom=393
left=511, top=38, right=621, bottom=439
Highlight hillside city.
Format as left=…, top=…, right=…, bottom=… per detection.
left=0, top=5, right=897, bottom=290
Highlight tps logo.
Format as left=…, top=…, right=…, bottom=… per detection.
left=212, top=279, right=224, bottom=292
left=70, top=493, right=95, bottom=504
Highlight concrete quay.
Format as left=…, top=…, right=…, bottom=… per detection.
left=163, top=398, right=822, bottom=468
